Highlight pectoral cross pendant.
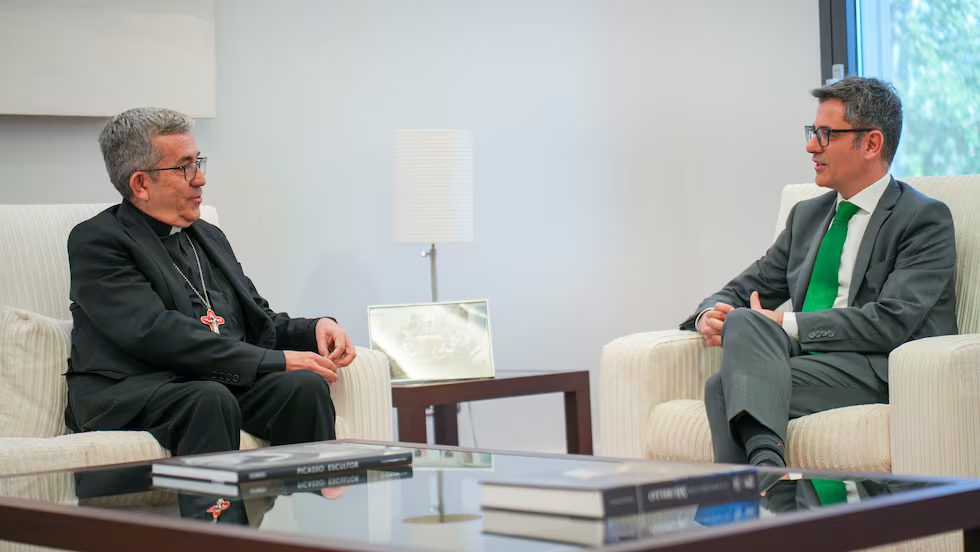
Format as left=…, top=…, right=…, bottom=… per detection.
left=201, top=309, right=225, bottom=334
left=207, top=498, right=230, bottom=523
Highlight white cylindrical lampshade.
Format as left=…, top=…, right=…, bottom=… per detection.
left=394, top=130, right=474, bottom=244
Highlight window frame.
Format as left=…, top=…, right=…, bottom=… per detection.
left=819, top=0, right=859, bottom=84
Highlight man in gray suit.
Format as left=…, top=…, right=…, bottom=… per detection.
left=680, top=77, right=957, bottom=467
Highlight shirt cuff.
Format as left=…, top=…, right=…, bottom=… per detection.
left=694, top=308, right=712, bottom=331
left=782, top=312, right=800, bottom=341
left=257, top=349, right=287, bottom=375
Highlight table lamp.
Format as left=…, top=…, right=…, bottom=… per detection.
left=394, top=130, right=474, bottom=303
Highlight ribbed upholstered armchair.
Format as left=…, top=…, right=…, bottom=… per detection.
left=600, top=174, right=980, bottom=478
left=0, top=203, right=394, bottom=476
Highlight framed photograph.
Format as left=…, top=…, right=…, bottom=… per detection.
left=367, top=300, right=494, bottom=384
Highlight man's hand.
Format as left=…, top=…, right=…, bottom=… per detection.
left=697, top=302, right=734, bottom=347
left=749, top=291, right=784, bottom=326
left=320, top=486, right=350, bottom=499
left=315, top=318, right=356, bottom=368
left=283, top=351, right=339, bottom=384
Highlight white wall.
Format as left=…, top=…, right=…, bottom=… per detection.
left=0, top=0, right=820, bottom=453
left=0, top=0, right=216, bottom=118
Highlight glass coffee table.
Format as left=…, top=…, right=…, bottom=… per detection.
left=1, top=440, right=979, bottom=551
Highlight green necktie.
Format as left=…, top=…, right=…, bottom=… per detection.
left=799, top=203, right=859, bottom=504
left=802, top=201, right=861, bottom=312
left=811, top=478, right=849, bottom=505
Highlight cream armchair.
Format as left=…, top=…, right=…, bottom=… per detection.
left=600, top=175, right=980, bottom=479
left=0, top=203, right=393, bottom=476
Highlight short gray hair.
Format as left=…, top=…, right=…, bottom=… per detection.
left=811, top=77, right=903, bottom=166
left=98, top=107, right=194, bottom=200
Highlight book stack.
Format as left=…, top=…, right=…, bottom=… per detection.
left=480, top=462, right=760, bottom=546
left=151, top=442, right=414, bottom=499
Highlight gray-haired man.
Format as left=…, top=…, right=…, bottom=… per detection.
left=66, top=107, right=355, bottom=462
left=680, top=77, right=957, bottom=467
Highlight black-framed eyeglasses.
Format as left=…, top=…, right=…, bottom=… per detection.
left=805, top=126, right=875, bottom=147
left=141, top=157, right=207, bottom=182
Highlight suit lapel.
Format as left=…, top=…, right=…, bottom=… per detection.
left=847, top=177, right=902, bottom=305
left=116, top=201, right=194, bottom=315
left=792, top=193, right=837, bottom=311
left=186, top=223, right=276, bottom=347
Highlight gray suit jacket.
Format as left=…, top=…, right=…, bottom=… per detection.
left=680, top=178, right=957, bottom=381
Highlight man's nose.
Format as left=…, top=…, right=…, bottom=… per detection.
left=192, top=169, right=206, bottom=186
left=805, top=135, right=822, bottom=154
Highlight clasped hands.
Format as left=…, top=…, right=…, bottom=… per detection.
left=696, top=291, right=783, bottom=347
left=283, top=318, right=356, bottom=384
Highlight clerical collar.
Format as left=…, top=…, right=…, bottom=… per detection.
left=126, top=201, right=190, bottom=238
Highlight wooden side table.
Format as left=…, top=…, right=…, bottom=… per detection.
left=391, top=371, right=593, bottom=454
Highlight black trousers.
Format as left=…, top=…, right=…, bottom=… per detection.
left=123, top=370, right=335, bottom=523
left=704, top=308, right=888, bottom=464
left=128, top=369, right=337, bottom=456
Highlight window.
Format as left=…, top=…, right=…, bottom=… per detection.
left=820, top=0, right=980, bottom=177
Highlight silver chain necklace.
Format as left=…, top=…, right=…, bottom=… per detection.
left=172, top=233, right=225, bottom=334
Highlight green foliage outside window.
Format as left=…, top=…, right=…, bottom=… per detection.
left=888, top=0, right=980, bottom=177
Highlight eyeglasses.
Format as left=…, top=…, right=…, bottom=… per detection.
left=805, top=126, right=875, bottom=147
left=141, top=157, right=207, bottom=182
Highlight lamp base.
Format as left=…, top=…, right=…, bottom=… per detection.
left=403, top=513, right=481, bottom=524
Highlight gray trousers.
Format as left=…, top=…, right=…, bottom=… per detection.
left=705, top=308, right=888, bottom=464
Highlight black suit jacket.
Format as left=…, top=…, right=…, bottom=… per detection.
left=66, top=201, right=320, bottom=432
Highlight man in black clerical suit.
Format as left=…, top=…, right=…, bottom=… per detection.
left=65, top=107, right=355, bottom=460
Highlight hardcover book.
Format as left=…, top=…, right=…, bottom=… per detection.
left=482, top=501, right=760, bottom=546
left=480, top=463, right=758, bottom=519
left=151, top=443, right=413, bottom=483
left=152, top=466, right=414, bottom=498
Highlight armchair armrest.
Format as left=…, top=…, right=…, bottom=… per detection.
left=330, top=346, right=394, bottom=441
left=889, top=334, right=980, bottom=478
left=599, top=330, right=721, bottom=459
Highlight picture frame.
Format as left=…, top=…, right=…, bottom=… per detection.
left=367, top=300, right=495, bottom=384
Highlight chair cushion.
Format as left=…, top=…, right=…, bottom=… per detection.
left=0, top=307, right=72, bottom=438
left=0, top=431, right=168, bottom=477
left=645, top=399, right=892, bottom=472
left=644, top=400, right=714, bottom=463
left=239, top=430, right=268, bottom=450
left=786, top=403, right=891, bottom=472
left=0, top=428, right=274, bottom=478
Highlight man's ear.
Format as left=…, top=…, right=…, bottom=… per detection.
left=864, top=130, right=885, bottom=161
left=129, top=171, right=152, bottom=201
